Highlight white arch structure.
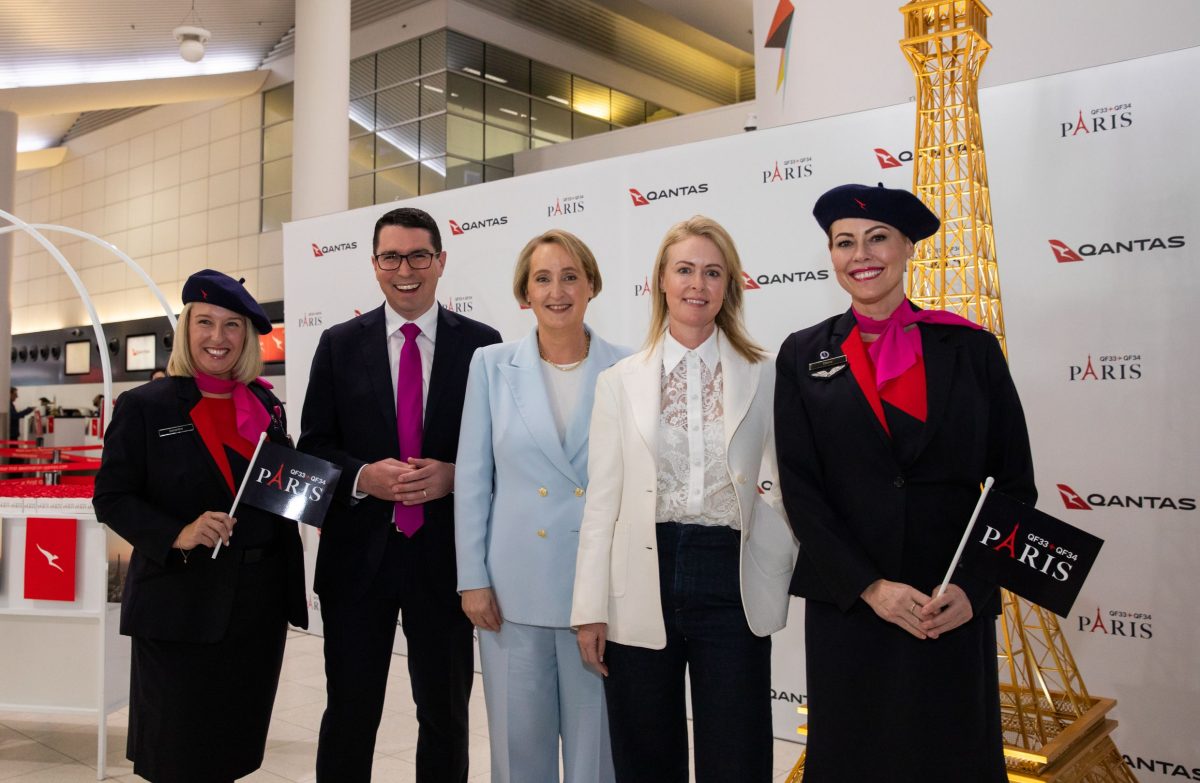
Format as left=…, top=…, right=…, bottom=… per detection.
left=1, top=208, right=177, bottom=431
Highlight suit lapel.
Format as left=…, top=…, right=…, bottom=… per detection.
left=174, top=378, right=234, bottom=500
left=562, top=331, right=621, bottom=466
left=500, top=330, right=581, bottom=485
left=718, top=332, right=757, bottom=449
left=621, top=344, right=662, bottom=459
left=830, top=309, right=894, bottom=454
left=910, top=323, right=956, bottom=464
left=359, top=305, right=398, bottom=441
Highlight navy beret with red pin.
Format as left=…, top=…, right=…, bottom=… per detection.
left=181, top=269, right=273, bottom=335
left=813, top=183, right=940, bottom=242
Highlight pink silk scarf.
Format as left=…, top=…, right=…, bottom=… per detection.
left=193, top=372, right=271, bottom=444
left=853, top=301, right=981, bottom=389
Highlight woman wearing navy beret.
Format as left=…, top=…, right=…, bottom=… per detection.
left=94, top=269, right=307, bottom=782
left=774, top=184, right=1037, bottom=782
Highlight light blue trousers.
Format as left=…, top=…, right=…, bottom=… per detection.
left=478, top=621, right=615, bottom=783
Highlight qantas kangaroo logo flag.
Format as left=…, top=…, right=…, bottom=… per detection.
left=239, top=441, right=342, bottom=528
left=24, top=517, right=78, bottom=601
left=961, top=491, right=1104, bottom=617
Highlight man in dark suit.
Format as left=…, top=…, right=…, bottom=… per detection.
left=299, top=207, right=502, bottom=783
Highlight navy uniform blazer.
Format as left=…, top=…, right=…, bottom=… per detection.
left=299, top=303, right=502, bottom=605
left=93, top=376, right=308, bottom=643
left=775, top=308, right=1036, bottom=616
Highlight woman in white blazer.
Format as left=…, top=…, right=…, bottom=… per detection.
left=571, top=216, right=797, bottom=783
left=456, top=229, right=630, bottom=783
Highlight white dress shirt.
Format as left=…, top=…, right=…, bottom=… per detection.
left=655, top=330, right=739, bottom=528
left=352, top=302, right=440, bottom=497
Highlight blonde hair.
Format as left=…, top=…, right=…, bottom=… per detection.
left=644, top=215, right=766, bottom=363
left=512, top=229, right=603, bottom=305
left=167, top=302, right=264, bottom=383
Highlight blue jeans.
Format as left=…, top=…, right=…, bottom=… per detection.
left=602, top=522, right=773, bottom=783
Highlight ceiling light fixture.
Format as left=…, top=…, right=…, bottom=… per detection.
left=173, top=1, right=211, bottom=63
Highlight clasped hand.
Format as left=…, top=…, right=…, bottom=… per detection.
left=861, top=579, right=973, bottom=640
left=359, top=457, right=454, bottom=504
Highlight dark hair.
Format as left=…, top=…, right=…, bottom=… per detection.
left=373, top=207, right=442, bottom=254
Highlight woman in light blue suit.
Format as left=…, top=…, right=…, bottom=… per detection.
left=456, top=229, right=629, bottom=783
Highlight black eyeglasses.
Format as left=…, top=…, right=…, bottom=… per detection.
left=373, top=251, right=436, bottom=270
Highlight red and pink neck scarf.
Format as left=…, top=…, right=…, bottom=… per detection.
left=193, top=372, right=272, bottom=444
left=853, top=301, right=981, bottom=389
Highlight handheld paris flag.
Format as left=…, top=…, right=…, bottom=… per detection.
left=212, top=434, right=342, bottom=559
left=940, top=477, right=1104, bottom=617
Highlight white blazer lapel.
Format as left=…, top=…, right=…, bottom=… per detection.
left=499, top=330, right=581, bottom=484
left=621, top=343, right=662, bottom=460
left=719, top=331, right=758, bottom=449
left=562, top=331, right=618, bottom=465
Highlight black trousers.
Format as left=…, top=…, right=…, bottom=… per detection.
left=603, top=523, right=773, bottom=783
left=316, top=527, right=474, bottom=783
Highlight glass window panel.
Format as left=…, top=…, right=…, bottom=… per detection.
left=447, top=31, right=484, bottom=77
left=377, top=123, right=420, bottom=168
left=446, top=157, right=484, bottom=189
left=350, top=115, right=371, bottom=138
left=376, top=84, right=420, bottom=129
left=261, top=193, right=291, bottom=232
left=420, top=73, right=447, bottom=115
left=611, top=90, right=645, bottom=128
left=378, top=40, right=420, bottom=88
left=484, top=126, right=526, bottom=163
left=447, top=116, right=483, bottom=160
left=531, top=61, right=571, bottom=107
left=485, top=86, right=529, bottom=134
left=420, top=115, right=447, bottom=159
left=349, top=96, right=375, bottom=136
left=420, top=158, right=446, bottom=195
left=349, top=174, right=374, bottom=209
left=530, top=99, right=570, bottom=144
left=447, top=74, right=482, bottom=120
left=483, top=45, right=529, bottom=93
left=572, top=77, right=610, bottom=121
left=646, top=104, right=678, bottom=123
left=484, top=166, right=512, bottom=183
left=263, top=84, right=293, bottom=125
left=376, top=165, right=419, bottom=203
left=573, top=112, right=610, bottom=139
left=261, top=157, right=292, bottom=197
left=349, top=135, right=375, bottom=176
left=350, top=56, right=375, bottom=98
left=420, top=30, right=447, bottom=75
left=263, top=121, right=293, bottom=162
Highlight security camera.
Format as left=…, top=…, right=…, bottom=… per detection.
left=743, top=113, right=758, bottom=132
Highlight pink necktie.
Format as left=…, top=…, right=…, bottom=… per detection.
left=394, top=322, right=424, bottom=536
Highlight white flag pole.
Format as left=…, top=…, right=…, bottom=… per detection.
left=212, top=432, right=268, bottom=559
left=936, top=476, right=996, bottom=597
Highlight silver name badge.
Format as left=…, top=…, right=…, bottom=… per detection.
left=157, top=424, right=196, bottom=438
left=808, top=354, right=848, bottom=379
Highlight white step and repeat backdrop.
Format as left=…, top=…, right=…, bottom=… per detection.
left=284, top=48, right=1198, bottom=776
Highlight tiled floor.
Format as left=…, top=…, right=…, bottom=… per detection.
left=0, top=630, right=804, bottom=782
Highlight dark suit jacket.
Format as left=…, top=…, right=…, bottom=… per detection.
left=775, top=308, right=1036, bottom=616
left=93, top=376, right=308, bottom=643
left=299, top=304, right=502, bottom=605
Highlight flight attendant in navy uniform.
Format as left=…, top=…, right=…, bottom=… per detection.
left=774, top=184, right=1036, bottom=782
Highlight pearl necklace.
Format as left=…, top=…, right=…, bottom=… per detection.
left=539, top=331, right=591, bottom=372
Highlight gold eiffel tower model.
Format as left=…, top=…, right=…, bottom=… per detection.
left=787, top=2, right=1135, bottom=781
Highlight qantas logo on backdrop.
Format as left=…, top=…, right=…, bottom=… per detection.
left=1056, top=483, right=1195, bottom=512
left=311, top=241, right=358, bottom=257
left=1077, top=606, right=1152, bottom=640
left=448, top=216, right=508, bottom=235
left=1050, top=235, right=1185, bottom=262
left=742, top=269, right=829, bottom=289
left=629, top=183, right=709, bottom=206
left=761, top=158, right=813, bottom=183
left=1122, top=753, right=1200, bottom=781
left=874, top=148, right=911, bottom=168
left=1061, top=103, right=1133, bottom=138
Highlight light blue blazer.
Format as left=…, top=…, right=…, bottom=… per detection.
left=455, top=327, right=632, bottom=628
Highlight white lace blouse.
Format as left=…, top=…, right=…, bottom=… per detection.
left=654, top=330, right=739, bottom=528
